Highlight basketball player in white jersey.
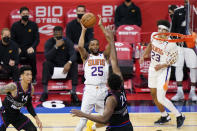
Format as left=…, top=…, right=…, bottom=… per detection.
left=140, top=20, right=185, bottom=128
left=75, top=16, right=112, bottom=131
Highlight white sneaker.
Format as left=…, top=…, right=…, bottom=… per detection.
left=171, top=93, right=184, bottom=101
left=189, top=92, right=197, bottom=101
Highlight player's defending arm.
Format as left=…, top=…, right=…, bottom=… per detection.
left=139, top=43, right=152, bottom=64
left=78, top=23, right=89, bottom=62
left=71, top=95, right=117, bottom=124
left=26, top=85, right=42, bottom=131
left=0, top=83, right=17, bottom=94
left=105, top=29, right=123, bottom=80
left=98, top=15, right=111, bottom=60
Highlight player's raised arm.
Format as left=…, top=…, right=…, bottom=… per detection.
left=0, top=83, right=17, bottom=94
left=105, top=29, right=123, bottom=79
left=78, top=23, right=89, bottom=62
left=98, top=15, right=111, bottom=60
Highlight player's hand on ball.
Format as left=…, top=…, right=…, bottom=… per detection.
left=80, top=22, right=87, bottom=31
left=35, top=116, right=42, bottom=131
left=71, top=109, right=85, bottom=117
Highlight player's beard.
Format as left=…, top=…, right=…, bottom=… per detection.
left=90, top=49, right=99, bottom=55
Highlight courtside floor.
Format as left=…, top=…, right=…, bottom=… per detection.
left=6, top=100, right=197, bottom=131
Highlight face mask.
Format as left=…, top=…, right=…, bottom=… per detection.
left=77, top=14, right=84, bottom=19
left=22, top=15, right=29, bottom=22
left=56, top=36, right=62, bottom=40
left=2, top=36, right=10, bottom=43
left=125, top=0, right=131, bottom=2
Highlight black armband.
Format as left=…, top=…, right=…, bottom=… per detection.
left=26, top=97, right=37, bottom=117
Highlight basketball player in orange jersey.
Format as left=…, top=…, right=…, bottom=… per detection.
left=75, top=15, right=112, bottom=131
left=140, top=20, right=185, bottom=128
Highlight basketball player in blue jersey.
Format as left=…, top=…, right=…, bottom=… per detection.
left=71, top=29, right=133, bottom=131
left=140, top=20, right=185, bottom=128
left=74, top=15, right=112, bottom=131
left=0, top=66, right=42, bottom=131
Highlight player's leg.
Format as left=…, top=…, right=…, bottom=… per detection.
left=148, top=69, right=169, bottom=124
left=75, top=86, right=95, bottom=131
left=150, top=88, right=166, bottom=114
left=150, top=88, right=171, bottom=124
left=184, top=48, right=197, bottom=101
left=172, top=66, right=185, bottom=101
left=156, top=68, right=185, bottom=128
left=188, top=68, right=197, bottom=101
left=11, top=113, right=37, bottom=131
left=87, top=87, right=108, bottom=131
left=171, top=47, right=185, bottom=101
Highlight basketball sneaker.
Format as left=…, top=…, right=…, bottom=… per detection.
left=189, top=92, right=197, bottom=101
left=171, top=92, right=184, bottom=101
left=154, top=114, right=171, bottom=125
left=86, top=120, right=95, bottom=131
left=177, top=114, right=185, bottom=128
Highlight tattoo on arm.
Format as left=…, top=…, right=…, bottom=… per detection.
left=0, top=83, right=17, bottom=94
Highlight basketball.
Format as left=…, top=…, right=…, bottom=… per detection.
left=81, top=13, right=96, bottom=28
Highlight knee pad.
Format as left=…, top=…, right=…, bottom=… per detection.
left=175, top=67, right=183, bottom=81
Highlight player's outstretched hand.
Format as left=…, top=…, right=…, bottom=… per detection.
left=105, top=29, right=114, bottom=42
left=35, top=116, right=43, bottom=131
left=71, top=109, right=85, bottom=117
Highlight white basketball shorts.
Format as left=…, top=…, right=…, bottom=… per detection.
left=148, top=67, right=171, bottom=90
left=81, top=84, right=108, bottom=116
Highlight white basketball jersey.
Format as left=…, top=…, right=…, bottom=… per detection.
left=84, top=53, right=109, bottom=85
left=150, top=32, right=177, bottom=68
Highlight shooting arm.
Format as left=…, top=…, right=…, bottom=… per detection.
left=78, top=26, right=88, bottom=61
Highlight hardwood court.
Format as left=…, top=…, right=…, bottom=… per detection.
left=7, top=112, right=197, bottom=131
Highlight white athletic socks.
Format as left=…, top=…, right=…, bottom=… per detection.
left=161, top=111, right=168, bottom=117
